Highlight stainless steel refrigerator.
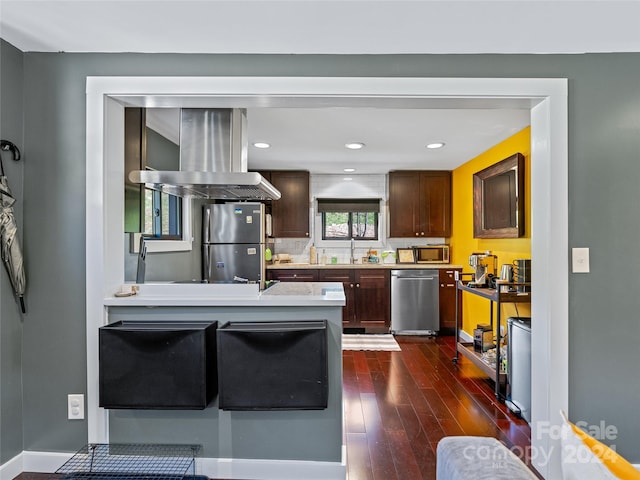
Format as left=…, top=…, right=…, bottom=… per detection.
left=507, top=317, right=532, bottom=424
left=202, top=203, right=265, bottom=288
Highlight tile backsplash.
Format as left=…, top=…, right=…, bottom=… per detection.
left=271, top=237, right=444, bottom=264
left=269, top=174, right=445, bottom=264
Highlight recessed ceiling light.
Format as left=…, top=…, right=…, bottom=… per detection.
left=343, top=177, right=353, bottom=181
left=253, top=142, right=271, bottom=149
left=344, top=168, right=356, bottom=173
left=426, top=142, right=445, bottom=149
left=345, top=142, right=365, bottom=150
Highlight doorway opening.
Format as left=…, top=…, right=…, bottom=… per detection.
left=86, top=76, right=567, bottom=479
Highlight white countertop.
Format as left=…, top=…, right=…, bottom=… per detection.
left=104, top=281, right=346, bottom=307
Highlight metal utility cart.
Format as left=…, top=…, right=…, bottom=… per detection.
left=452, top=271, right=531, bottom=400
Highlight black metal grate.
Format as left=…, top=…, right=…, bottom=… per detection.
left=56, top=444, right=203, bottom=480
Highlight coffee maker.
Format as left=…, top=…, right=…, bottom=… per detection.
left=468, top=251, right=497, bottom=287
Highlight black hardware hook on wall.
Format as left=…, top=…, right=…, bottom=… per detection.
left=0, top=140, right=21, bottom=161
left=0, top=140, right=22, bottom=176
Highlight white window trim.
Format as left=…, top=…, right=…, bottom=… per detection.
left=130, top=198, right=194, bottom=253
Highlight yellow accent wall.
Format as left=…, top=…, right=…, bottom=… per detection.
left=451, top=127, right=531, bottom=336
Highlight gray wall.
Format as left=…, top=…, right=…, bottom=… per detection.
left=0, top=39, right=25, bottom=463
left=3, top=47, right=640, bottom=461
left=146, top=127, right=179, bottom=171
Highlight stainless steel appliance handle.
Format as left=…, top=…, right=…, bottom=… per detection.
left=202, top=205, right=212, bottom=244
left=395, top=276, right=436, bottom=281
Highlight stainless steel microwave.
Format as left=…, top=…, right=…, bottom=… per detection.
left=413, top=245, right=450, bottom=264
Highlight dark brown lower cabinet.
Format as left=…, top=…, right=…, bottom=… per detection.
left=318, top=269, right=390, bottom=331
left=316, top=269, right=355, bottom=327
left=439, top=268, right=462, bottom=335
left=267, top=269, right=318, bottom=282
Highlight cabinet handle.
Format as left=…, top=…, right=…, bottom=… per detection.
left=447, top=283, right=455, bottom=287
left=305, top=232, right=309, bottom=236
left=415, top=232, right=419, bottom=236
left=350, top=283, right=354, bottom=288
left=421, top=232, right=425, bottom=236
left=440, top=283, right=444, bottom=287
left=356, top=283, right=360, bottom=288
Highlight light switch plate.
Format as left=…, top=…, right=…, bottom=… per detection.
left=572, top=247, right=590, bottom=273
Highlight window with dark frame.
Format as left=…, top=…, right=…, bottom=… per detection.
left=143, top=188, right=182, bottom=239
left=318, top=198, right=380, bottom=241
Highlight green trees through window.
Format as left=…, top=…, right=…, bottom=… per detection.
left=322, top=211, right=378, bottom=240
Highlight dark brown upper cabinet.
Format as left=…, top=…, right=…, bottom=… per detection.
left=269, top=170, right=310, bottom=238
left=388, top=171, right=452, bottom=238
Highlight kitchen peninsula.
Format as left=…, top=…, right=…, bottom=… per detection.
left=101, top=282, right=346, bottom=479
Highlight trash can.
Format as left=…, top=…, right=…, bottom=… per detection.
left=99, top=320, right=218, bottom=409
left=217, top=320, right=327, bottom=410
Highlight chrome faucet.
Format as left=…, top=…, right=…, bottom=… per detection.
left=350, top=238, right=355, bottom=264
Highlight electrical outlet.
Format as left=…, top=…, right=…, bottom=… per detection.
left=68, top=394, right=85, bottom=420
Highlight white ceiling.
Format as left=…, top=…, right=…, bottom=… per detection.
left=2, top=1, right=640, bottom=55
left=146, top=107, right=530, bottom=173
left=2, top=0, right=636, bottom=174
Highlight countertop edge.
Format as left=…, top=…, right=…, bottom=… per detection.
left=104, top=281, right=346, bottom=307
left=267, top=263, right=464, bottom=270
left=104, top=297, right=346, bottom=307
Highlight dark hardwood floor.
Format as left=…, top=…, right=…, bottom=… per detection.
left=343, top=335, right=539, bottom=480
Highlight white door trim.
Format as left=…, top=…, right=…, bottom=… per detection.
left=86, top=76, right=568, bottom=479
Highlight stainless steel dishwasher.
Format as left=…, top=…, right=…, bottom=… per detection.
left=390, top=269, right=439, bottom=335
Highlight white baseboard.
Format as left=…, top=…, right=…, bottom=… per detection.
left=0, top=452, right=23, bottom=480
left=459, top=329, right=473, bottom=343
left=0, top=450, right=72, bottom=480
left=2, top=451, right=346, bottom=480
left=21, top=451, right=73, bottom=473
left=198, top=457, right=345, bottom=479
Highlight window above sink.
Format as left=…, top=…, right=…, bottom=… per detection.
left=317, top=198, right=380, bottom=241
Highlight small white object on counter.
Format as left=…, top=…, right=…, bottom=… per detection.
left=114, top=284, right=138, bottom=297
left=381, top=250, right=397, bottom=264
left=275, top=253, right=291, bottom=262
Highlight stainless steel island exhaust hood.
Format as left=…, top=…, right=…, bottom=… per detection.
left=129, top=108, right=281, bottom=200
